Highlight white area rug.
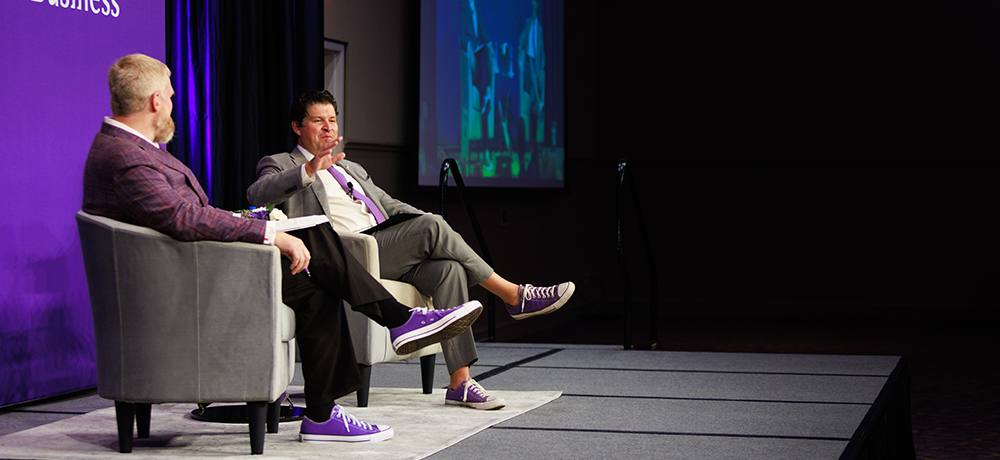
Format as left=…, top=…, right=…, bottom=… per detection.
left=0, top=387, right=561, bottom=459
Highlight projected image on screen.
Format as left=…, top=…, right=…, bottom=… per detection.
left=419, top=0, right=564, bottom=188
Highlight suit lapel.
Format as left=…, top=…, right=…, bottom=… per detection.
left=106, top=125, right=209, bottom=206
left=160, top=145, right=209, bottom=205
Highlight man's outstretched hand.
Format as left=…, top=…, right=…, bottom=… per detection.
left=304, top=136, right=346, bottom=178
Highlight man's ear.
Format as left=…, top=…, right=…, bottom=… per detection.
left=150, top=92, right=162, bottom=113
left=291, top=121, right=301, bottom=136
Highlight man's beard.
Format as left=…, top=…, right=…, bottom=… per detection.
left=153, top=113, right=175, bottom=144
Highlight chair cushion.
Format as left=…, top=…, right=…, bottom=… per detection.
left=278, top=304, right=296, bottom=342
left=381, top=279, right=432, bottom=307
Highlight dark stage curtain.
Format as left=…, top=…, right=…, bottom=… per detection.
left=167, top=0, right=324, bottom=210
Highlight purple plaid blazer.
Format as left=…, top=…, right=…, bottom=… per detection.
left=83, top=122, right=265, bottom=243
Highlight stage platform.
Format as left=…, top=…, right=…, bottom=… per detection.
left=0, top=343, right=913, bottom=459
left=364, top=343, right=912, bottom=459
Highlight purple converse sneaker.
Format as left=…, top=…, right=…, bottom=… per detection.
left=445, top=379, right=506, bottom=410
left=390, top=301, right=482, bottom=355
left=299, top=405, right=393, bottom=443
left=506, top=282, right=575, bottom=320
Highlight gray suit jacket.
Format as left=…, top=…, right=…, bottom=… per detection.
left=247, top=148, right=425, bottom=222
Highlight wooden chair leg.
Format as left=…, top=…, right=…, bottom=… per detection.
left=266, top=399, right=281, bottom=433
left=114, top=401, right=135, bottom=453
left=135, top=403, right=151, bottom=438
left=421, top=354, right=437, bottom=394
left=247, top=401, right=267, bottom=455
left=357, top=364, right=372, bottom=407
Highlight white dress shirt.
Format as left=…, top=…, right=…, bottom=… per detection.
left=298, top=145, right=378, bottom=233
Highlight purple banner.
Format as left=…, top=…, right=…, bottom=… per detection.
left=0, top=0, right=164, bottom=407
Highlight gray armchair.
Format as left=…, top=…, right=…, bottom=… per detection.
left=76, top=211, right=296, bottom=455
left=338, top=231, right=442, bottom=407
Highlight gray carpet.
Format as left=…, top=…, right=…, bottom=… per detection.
left=0, top=386, right=561, bottom=459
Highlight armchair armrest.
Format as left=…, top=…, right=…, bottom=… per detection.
left=76, top=211, right=293, bottom=404
left=336, top=230, right=380, bottom=278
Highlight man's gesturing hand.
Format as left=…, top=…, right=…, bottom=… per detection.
left=274, top=231, right=311, bottom=275
left=304, top=136, right=346, bottom=178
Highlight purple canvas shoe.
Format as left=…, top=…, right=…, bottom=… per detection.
left=390, top=301, right=482, bottom=355
left=299, top=405, right=393, bottom=443
left=445, top=379, right=506, bottom=410
left=506, top=282, right=575, bottom=320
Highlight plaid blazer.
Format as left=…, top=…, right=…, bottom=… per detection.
left=82, top=122, right=265, bottom=243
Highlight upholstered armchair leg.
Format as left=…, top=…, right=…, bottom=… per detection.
left=420, top=354, right=437, bottom=394
left=135, top=403, right=151, bottom=438
left=266, top=399, right=281, bottom=433
left=247, top=401, right=267, bottom=455
left=114, top=401, right=135, bottom=453
left=357, top=363, right=373, bottom=407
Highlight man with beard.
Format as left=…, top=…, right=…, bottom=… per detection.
left=82, top=54, right=482, bottom=443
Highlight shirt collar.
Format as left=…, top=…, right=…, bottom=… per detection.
left=104, top=117, right=158, bottom=148
left=297, top=145, right=348, bottom=174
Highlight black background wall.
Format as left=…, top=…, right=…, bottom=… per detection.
left=325, top=1, right=997, bottom=341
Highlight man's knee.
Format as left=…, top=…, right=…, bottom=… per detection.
left=415, top=213, right=447, bottom=228
left=413, top=213, right=454, bottom=238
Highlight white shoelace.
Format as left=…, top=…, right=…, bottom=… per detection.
left=334, top=405, right=374, bottom=432
left=523, top=284, right=557, bottom=301
left=460, top=379, right=489, bottom=401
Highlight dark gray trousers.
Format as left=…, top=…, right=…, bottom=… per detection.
left=372, top=214, right=493, bottom=374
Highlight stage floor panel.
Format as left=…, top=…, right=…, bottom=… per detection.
left=369, top=343, right=907, bottom=460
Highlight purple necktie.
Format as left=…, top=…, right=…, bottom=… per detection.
left=326, top=165, right=386, bottom=224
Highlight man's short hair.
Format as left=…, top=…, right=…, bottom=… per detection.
left=108, top=54, right=171, bottom=117
left=290, top=90, right=339, bottom=125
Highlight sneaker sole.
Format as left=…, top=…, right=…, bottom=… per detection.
left=300, top=426, right=394, bottom=443
left=446, top=397, right=506, bottom=410
left=393, top=301, right=483, bottom=355
left=510, top=282, right=575, bottom=320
